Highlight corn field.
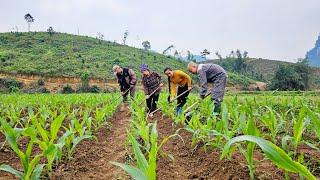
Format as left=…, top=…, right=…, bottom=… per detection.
left=1, top=93, right=319, bottom=179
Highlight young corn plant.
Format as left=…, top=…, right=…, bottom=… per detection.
left=63, top=117, right=93, bottom=159
left=111, top=121, right=181, bottom=180
left=0, top=117, right=45, bottom=180
left=221, top=135, right=316, bottom=180
left=30, top=112, right=66, bottom=172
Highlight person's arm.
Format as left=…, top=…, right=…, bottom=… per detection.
left=129, top=69, right=137, bottom=85
left=198, top=69, right=208, bottom=98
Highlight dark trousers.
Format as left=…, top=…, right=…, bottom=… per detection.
left=122, top=86, right=135, bottom=102
left=177, top=84, right=189, bottom=108
left=146, top=93, right=159, bottom=113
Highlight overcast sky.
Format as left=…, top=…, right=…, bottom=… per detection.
left=0, top=0, right=319, bottom=62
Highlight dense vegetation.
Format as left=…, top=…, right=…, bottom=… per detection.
left=0, top=32, right=258, bottom=89
left=0, top=32, right=185, bottom=78
left=0, top=94, right=121, bottom=179
left=114, top=92, right=319, bottom=179
left=1, top=32, right=319, bottom=91
left=1, top=92, right=319, bottom=179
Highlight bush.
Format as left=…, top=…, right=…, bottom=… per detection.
left=37, top=78, right=45, bottom=86
left=76, top=85, right=100, bottom=93
left=61, top=84, right=75, bottom=94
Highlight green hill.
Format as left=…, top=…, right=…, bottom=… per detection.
left=0, top=32, right=187, bottom=78
left=208, top=57, right=320, bottom=86
left=0, top=32, right=256, bottom=87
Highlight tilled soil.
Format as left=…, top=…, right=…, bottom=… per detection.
left=1, top=106, right=319, bottom=180
left=51, top=103, right=131, bottom=180
left=152, top=113, right=282, bottom=180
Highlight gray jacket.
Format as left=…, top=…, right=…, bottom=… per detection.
left=197, top=63, right=227, bottom=96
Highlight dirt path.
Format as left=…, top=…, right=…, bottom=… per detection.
left=51, top=104, right=131, bottom=180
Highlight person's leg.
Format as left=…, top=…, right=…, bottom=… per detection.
left=130, top=86, right=135, bottom=100
left=151, top=93, right=159, bottom=112
left=123, top=90, right=128, bottom=102
left=176, top=85, right=188, bottom=115
left=146, top=96, right=152, bottom=113
left=211, top=74, right=227, bottom=114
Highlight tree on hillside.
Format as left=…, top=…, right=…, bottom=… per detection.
left=187, top=50, right=194, bottom=61
left=163, top=45, right=174, bottom=55
left=174, top=50, right=181, bottom=60
left=142, top=41, right=151, bottom=51
left=97, top=32, right=104, bottom=43
left=233, top=49, right=247, bottom=73
left=24, top=13, right=34, bottom=32
left=215, top=51, right=223, bottom=60
left=295, top=58, right=311, bottom=89
left=200, top=49, right=210, bottom=59
left=270, top=59, right=311, bottom=90
left=47, top=26, right=55, bottom=36
left=123, top=30, right=129, bottom=45
left=229, top=50, right=236, bottom=58
left=243, top=51, right=248, bottom=59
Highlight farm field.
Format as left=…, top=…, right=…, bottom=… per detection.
left=0, top=93, right=319, bottom=179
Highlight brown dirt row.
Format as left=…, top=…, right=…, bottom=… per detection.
left=1, top=105, right=319, bottom=179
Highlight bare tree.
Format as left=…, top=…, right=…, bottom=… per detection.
left=122, top=30, right=129, bottom=45
left=162, top=45, right=174, bottom=55
left=97, top=32, right=104, bottom=43
left=200, top=49, right=210, bottom=59
left=24, top=13, right=34, bottom=32
left=215, top=51, right=223, bottom=60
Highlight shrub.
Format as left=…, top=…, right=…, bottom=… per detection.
left=61, top=84, right=75, bottom=94
left=37, top=78, right=45, bottom=86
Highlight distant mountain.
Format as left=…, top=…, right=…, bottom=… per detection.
left=306, top=34, right=320, bottom=67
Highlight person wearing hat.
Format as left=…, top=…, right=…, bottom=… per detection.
left=187, top=61, right=227, bottom=114
left=163, top=67, right=192, bottom=115
left=140, top=64, right=163, bottom=117
left=112, top=65, right=137, bottom=102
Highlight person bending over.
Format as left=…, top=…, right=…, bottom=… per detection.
left=187, top=61, right=227, bottom=114
left=140, top=64, right=163, bottom=117
left=164, top=67, right=192, bottom=115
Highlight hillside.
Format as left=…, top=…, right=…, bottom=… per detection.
left=0, top=32, right=187, bottom=78
left=0, top=32, right=259, bottom=89
left=208, top=58, right=320, bottom=84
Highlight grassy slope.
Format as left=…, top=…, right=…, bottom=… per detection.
left=0, top=32, right=187, bottom=78
left=0, top=32, right=256, bottom=86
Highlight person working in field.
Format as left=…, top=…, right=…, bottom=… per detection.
left=164, top=67, right=192, bottom=115
left=140, top=64, right=163, bottom=117
left=187, top=61, right=227, bottom=114
left=113, top=65, right=137, bottom=102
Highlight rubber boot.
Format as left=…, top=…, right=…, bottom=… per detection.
left=184, top=111, right=192, bottom=125
left=175, top=107, right=182, bottom=115
left=212, top=104, right=221, bottom=116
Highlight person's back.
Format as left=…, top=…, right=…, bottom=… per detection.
left=197, top=63, right=227, bottom=82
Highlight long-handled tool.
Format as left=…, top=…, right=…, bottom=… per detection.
left=148, top=87, right=194, bottom=117
left=169, top=87, right=194, bottom=103
left=146, top=85, right=161, bottom=99
left=136, top=85, right=162, bottom=107
left=183, top=92, right=211, bottom=114
left=111, top=88, right=130, bottom=104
